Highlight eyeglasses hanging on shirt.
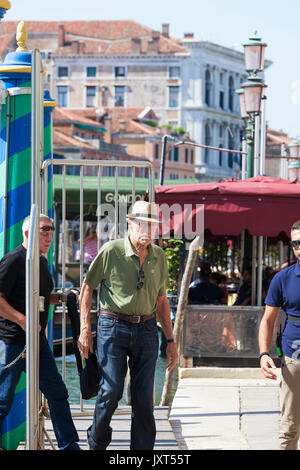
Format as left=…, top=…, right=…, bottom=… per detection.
left=137, top=270, right=145, bottom=290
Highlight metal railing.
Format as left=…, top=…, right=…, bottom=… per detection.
left=41, top=158, right=155, bottom=414
left=183, top=305, right=285, bottom=358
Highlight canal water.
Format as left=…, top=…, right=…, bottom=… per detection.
left=55, top=353, right=178, bottom=406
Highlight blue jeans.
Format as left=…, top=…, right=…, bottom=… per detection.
left=88, top=315, right=159, bottom=450
left=0, top=339, right=79, bottom=450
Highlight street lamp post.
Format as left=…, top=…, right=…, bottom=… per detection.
left=241, top=75, right=266, bottom=177
left=236, top=32, right=268, bottom=179
left=243, top=31, right=267, bottom=74
left=236, top=32, right=268, bottom=306
left=288, top=140, right=300, bottom=180
left=236, top=88, right=255, bottom=178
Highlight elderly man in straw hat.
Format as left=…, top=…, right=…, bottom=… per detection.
left=78, top=201, right=178, bottom=450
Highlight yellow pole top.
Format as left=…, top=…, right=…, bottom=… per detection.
left=0, top=1, right=11, bottom=10
left=16, top=21, right=28, bottom=52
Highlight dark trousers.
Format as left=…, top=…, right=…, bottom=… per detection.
left=88, top=315, right=159, bottom=450
left=0, top=339, right=79, bottom=450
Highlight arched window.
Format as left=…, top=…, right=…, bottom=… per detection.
left=204, top=123, right=211, bottom=164
left=205, top=69, right=212, bottom=107
left=228, top=76, right=234, bottom=112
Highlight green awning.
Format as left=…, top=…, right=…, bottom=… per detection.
left=75, top=123, right=106, bottom=133
left=52, top=174, right=198, bottom=220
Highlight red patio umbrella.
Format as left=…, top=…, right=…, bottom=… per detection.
left=155, top=176, right=300, bottom=241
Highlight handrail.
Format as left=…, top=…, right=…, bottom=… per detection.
left=25, top=204, right=40, bottom=450
left=26, top=48, right=43, bottom=450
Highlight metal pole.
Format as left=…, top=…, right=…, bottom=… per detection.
left=26, top=49, right=43, bottom=451
left=79, top=164, right=84, bottom=413
left=131, top=166, right=136, bottom=205
left=259, top=97, right=267, bottom=176
left=241, top=139, right=247, bottom=180
left=79, top=165, right=84, bottom=285
left=114, top=167, right=119, bottom=239
left=159, top=135, right=168, bottom=185
left=257, top=236, right=263, bottom=306
left=246, top=116, right=254, bottom=178
left=279, top=241, right=284, bottom=268
left=280, top=143, right=285, bottom=179
left=2, top=91, right=10, bottom=255
left=61, top=165, right=66, bottom=382
left=31, top=49, right=43, bottom=208
left=280, top=143, right=288, bottom=179
left=251, top=236, right=257, bottom=306
left=148, top=164, right=155, bottom=202
left=254, top=114, right=260, bottom=177
left=26, top=207, right=40, bottom=450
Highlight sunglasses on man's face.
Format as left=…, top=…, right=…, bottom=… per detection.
left=40, top=225, right=55, bottom=233
left=137, top=270, right=145, bottom=289
left=290, top=239, right=300, bottom=249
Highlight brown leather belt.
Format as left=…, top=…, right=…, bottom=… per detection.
left=99, top=309, right=156, bottom=324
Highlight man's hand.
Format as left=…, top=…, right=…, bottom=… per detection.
left=166, top=342, right=178, bottom=372
left=77, top=327, right=94, bottom=359
left=65, top=289, right=79, bottom=303
left=260, top=354, right=277, bottom=380
left=18, top=315, right=26, bottom=332
left=77, top=282, right=94, bottom=359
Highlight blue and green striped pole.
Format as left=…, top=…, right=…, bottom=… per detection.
left=43, top=89, right=57, bottom=348
left=0, top=0, right=11, bottom=21
left=0, top=22, right=46, bottom=450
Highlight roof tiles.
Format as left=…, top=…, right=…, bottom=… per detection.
left=0, top=21, right=187, bottom=55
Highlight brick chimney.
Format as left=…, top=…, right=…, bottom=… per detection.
left=119, top=120, right=126, bottom=134
left=58, top=24, right=65, bottom=47
left=184, top=32, right=194, bottom=39
left=103, top=116, right=112, bottom=144
left=148, top=31, right=160, bottom=54
left=131, top=37, right=141, bottom=54
left=162, top=24, right=169, bottom=38
left=78, top=41, right=86, bottom=54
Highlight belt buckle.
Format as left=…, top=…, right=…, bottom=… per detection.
left=131, top=315, right=141, bottom=323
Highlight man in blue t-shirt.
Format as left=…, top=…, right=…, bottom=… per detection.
left=258, top=220, right=300, bottom=450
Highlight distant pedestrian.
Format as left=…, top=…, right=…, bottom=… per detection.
left=77, top=224, right=99, bottom=264
left=188, top=265, right=226, bottom=305
left=259, top=220, right=300, bottom=449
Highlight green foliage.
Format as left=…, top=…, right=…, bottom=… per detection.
left=163, top=238, right=183, bottom=293
left=173, top=126, right=186, bottom=135
left=144, top=120, right=158, bottom=127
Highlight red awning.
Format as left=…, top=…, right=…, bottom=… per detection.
left=154, top=176, right=300, bottom=239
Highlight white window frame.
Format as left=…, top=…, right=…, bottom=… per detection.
left=168, top=86, right=180, bottom=108
left=169, top=66, right=181, bottom=78
left=85, top=85, right=98, bottom=108
left=114, top=85, right=126, bottom=107
left=86, top=66, right=97, bottom=78
left=57, top=65, right=70, bottom=79
left=57, top=85, right=69, bottom=108
left=114, top=66, right=127, bottom=79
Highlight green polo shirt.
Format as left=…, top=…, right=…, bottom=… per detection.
left=84, top=237, right=169, bottom=316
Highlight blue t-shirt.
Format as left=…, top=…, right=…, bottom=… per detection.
left=265, top=262, right=300, bottom=359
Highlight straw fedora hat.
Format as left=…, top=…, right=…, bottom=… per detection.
left=126, top=201, right=160, bottom=224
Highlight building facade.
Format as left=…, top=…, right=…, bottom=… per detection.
left=0, top=21, right=262, bottom=181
